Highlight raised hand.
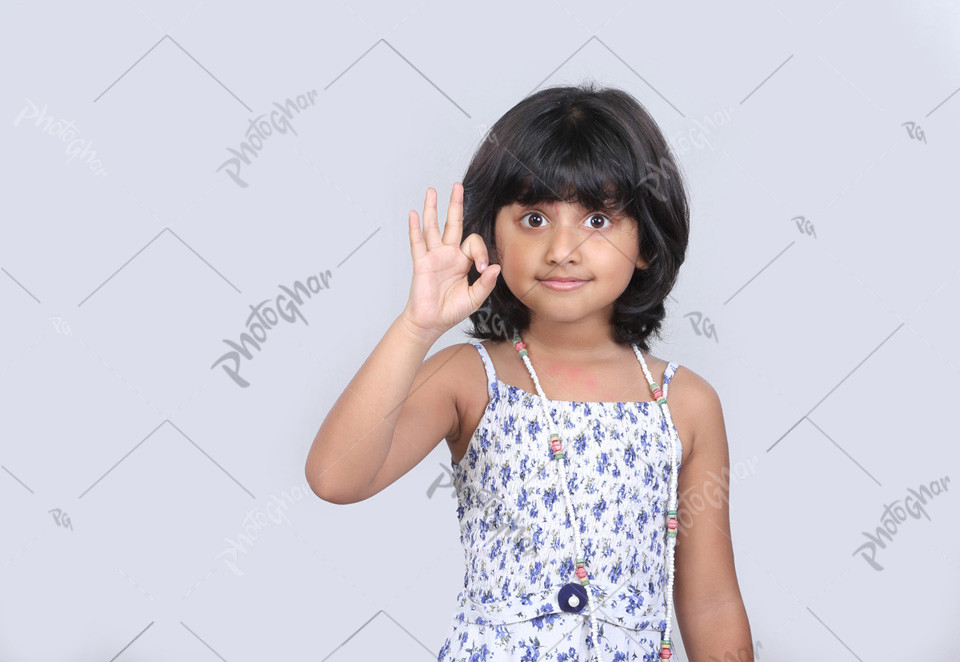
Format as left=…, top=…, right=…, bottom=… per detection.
left=401, top=182, right=501, bottom=341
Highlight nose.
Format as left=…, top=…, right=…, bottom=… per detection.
left=544, top=220, right=584, bottom=266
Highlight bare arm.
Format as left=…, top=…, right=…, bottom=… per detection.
left=305, top=313, right=443, bottom=503
left=672, top=371, right=753, bottom=660
left=305, top=183, right=500, bottom=504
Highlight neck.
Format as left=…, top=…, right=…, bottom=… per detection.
left=520, top=315, right=622, bottom=363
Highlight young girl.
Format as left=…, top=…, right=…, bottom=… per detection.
left=306, top=83, right=752, bottom=661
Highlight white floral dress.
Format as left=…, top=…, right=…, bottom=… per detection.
left=438, top=342, right=682, bottom=662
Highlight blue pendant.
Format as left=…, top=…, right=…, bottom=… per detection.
left=558, top=582, right=588, bottom=613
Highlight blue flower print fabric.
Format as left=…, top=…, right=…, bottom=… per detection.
left=438, top=342, right=682, bottom=661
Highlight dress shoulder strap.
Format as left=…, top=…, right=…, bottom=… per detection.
left=662, top=361, right=680, bottom=399
left=471, top=343, right=498, bottom=400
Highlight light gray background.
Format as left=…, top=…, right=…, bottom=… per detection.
left=2, top=1, right=958, bottom=660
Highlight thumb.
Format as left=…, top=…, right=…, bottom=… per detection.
left=469, top=263, right=500, bottom=304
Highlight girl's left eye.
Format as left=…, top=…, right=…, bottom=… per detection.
left=585, top=214, right=612, bottom=230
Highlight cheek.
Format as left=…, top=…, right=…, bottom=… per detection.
left=498, top=252, right=523, bottom=284
left=492, top=235, right=519, bottom=271
left=494, top=247, right=529, bottom=294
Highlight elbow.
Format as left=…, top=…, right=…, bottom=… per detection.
left=304, top=461, right=360, bottom=505
left=314, top=490, right=358, bottom=506
left=305, top=459, right=333, bottom=502
left=315, top=488, right=360, bottom=506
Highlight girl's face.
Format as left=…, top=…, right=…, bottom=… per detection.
left=493, top=198, right=646, bottom=327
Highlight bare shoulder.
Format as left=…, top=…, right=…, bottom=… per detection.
left=441, top=338, right=517, bottom=464
left=666, top=363, right=724, bottom=459
left=431, top=340, right=492, bottom=447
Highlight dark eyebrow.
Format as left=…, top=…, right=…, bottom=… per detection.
left=518, top=202, right=596, bottom=213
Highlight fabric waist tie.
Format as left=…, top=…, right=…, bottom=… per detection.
left=454, top=581, right=667, bottom=633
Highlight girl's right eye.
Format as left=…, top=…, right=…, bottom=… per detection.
left=520, top=212, right=547, bottom=228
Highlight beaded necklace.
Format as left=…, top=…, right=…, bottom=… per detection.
left=511, top=330, right=680, bottom=661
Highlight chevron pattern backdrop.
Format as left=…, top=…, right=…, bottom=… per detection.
left=2, top=1, right=958, bottom=660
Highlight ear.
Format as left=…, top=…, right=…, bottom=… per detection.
left=635, top=254, right=647, bottom=270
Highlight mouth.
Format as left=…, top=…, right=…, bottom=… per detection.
left=538, top=278, right=589, bottom=291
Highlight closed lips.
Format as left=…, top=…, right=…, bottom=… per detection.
left=539, top=278, right=588, bottom=290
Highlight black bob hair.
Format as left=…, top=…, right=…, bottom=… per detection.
left=460, top=81, right=690, bottom=351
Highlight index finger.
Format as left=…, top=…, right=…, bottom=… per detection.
left=441, top=182, right=464, bottom=246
